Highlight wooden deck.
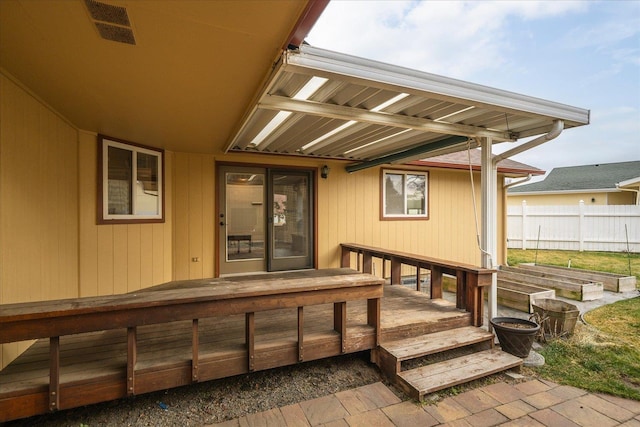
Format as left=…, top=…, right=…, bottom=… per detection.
left=0, top=269, right=471, bottom=422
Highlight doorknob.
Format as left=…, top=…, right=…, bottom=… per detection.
left=220, top=221, right=225, bottom=226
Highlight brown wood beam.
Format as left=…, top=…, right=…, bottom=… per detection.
left=390, top=257, right=401, bottom=285
left=246, top=312, right=255, bottom=371
left=127, top=327, right=137, bottom=396
left=431, top=266, right=443, bottom=299
left=333, top=302, right=346, bottom=353
left=367, top=298, right=381, bottom=346
left=362, top=251, right=372, bottom=274
left=297, top=307, right=304, bottom=361
left=192, top=319, right=199, bottom=381
left=1, top=283, right=383, bottom=343
left=340, top=246, right=351, bottom=268
left=456, top=271, right=467, bottom=309
left=49, top=336, right=60, bottom=412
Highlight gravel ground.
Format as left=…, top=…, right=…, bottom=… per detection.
left=5, top=352, right=387, bottom=427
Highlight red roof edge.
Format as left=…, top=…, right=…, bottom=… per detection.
left=407, top=159, right=546, bottom=176
left=285, top=0, right=331, bottom=49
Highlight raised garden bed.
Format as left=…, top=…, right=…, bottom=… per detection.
left=499, top=266, right=603, bottom=301
left=520, top=264, right=636, bottom=293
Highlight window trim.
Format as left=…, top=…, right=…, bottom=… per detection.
left=380, top=168, right=429, bottom=220
left=97, top=134, right=165, bottom=224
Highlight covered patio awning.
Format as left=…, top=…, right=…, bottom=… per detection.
left=226, top=45, right=589, bottom=171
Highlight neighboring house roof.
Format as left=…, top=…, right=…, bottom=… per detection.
left=409, top=149, right=545, bottom=177
left=508, top=161, right=640, bottom=193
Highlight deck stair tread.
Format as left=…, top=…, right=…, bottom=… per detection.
left=397, top=349, right=523, bottom=400
left=381, top=326, right=494, bottom=361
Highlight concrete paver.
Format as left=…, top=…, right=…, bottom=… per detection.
left=213, top=380, right=640, bottom=426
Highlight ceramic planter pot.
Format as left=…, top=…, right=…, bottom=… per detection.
left=490, top=317, right=540, bottom=358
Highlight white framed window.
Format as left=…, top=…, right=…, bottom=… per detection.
left=381, top=169, right=428, bottom=219
left=98, top=135, right=164, bottom=223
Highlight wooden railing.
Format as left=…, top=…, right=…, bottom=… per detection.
left=340, top=243, right=494, bottom=326
left=0, top=268, right=383, bottom=422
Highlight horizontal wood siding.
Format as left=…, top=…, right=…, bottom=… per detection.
left=0, top=74, right=78, bottom=368
left=78, top=133, right=173, bottom=298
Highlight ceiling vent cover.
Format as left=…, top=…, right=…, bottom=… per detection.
left=85, top=0, right=136, bottom=45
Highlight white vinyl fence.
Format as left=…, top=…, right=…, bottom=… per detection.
left=507, top=201, right=640, bottom=253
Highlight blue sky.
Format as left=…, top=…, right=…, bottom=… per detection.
left=306, top=0, right=640, bottom=176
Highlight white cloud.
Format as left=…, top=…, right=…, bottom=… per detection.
left=306, top=1, right=639, bottom=172
left=308, top=0, right=588, bottom=79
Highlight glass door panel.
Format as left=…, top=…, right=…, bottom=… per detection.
left=219, top=166, right=266, bottom=275
left=268, top=171, right=313, bottom=271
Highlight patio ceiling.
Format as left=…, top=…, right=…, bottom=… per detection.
left=0, top=0, right=327, bottom=154
left=226, top=46, right=590, bottom=170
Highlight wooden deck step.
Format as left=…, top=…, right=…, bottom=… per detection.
left=396, top=349, right=523, bottom=401
left=376, top=326, right=494, bottom=378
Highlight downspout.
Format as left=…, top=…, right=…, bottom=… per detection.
left=483, top=120, right=564, bottom=327
left=615, top=184, right=640, bottom=205
left=504, top=174, right=532, bottom=189
left=494, top=120, right=564, bottom=164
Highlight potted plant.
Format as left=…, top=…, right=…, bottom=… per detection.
left=490, top=317, right=540, bottom=358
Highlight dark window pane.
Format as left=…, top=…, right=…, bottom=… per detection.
left=107, top=146, right=132, bottom=214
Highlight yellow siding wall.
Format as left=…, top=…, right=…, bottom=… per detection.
left=77, top=132, right=173, bottom=297
left=318, top=163, right=491, bottom=270
left=172, top=152, right=215, bottom=280
left=0, top=74, right=79, bottom=368
left=171, top=154, right=505, bottom=279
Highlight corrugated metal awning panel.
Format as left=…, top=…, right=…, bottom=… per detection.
left=226, top=46, right=590, bottom=163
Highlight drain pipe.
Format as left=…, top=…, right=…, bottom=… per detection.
left=494, top=120, right=564, bottom=164
left=615, top=184, right=640, bottom=205
left=504, top=174, right=532, bottom=189
left=484, top=120, right=564, bottom=329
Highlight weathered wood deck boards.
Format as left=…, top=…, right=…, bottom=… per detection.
left=340, top=243, right=493, bottom=327
left=0, top=282, right=469, bottom=422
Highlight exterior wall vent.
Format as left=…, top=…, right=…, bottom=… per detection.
left=85, top=0, right=136, bottom=45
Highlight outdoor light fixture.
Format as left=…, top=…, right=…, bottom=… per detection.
left=321, top=165, right=330, bottom=179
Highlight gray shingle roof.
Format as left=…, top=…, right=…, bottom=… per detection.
left=508, top=161, right=640, bottom=193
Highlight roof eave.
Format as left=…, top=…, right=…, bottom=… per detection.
left=288, top=46, right=591, bottom=127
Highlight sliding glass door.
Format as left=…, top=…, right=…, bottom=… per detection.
left=218, top=166, right=313, bottom=275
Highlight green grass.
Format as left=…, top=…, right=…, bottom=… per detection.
left=507, top=249, right=640, bottom=400
left=507, top=249, right=640, bottom=283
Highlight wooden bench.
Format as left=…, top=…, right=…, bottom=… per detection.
left=340, top=243, right=494, bottom=326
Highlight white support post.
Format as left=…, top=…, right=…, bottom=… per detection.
left=521, top=200, right=528, bottom=250
left=579, top=200, right=585, bottom=252
left=480, top=137, right=498, bottom=326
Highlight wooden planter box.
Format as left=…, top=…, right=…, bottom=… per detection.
left=497, top=280, right=556, bottom=313
left=521, top=264, right=636, bottom=293
left=499, top=266, right=603, bottom=301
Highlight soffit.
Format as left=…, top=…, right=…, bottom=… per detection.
left=0, top=0, right=317, bottom=153
left=227, top=46, right=590, bottom=167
